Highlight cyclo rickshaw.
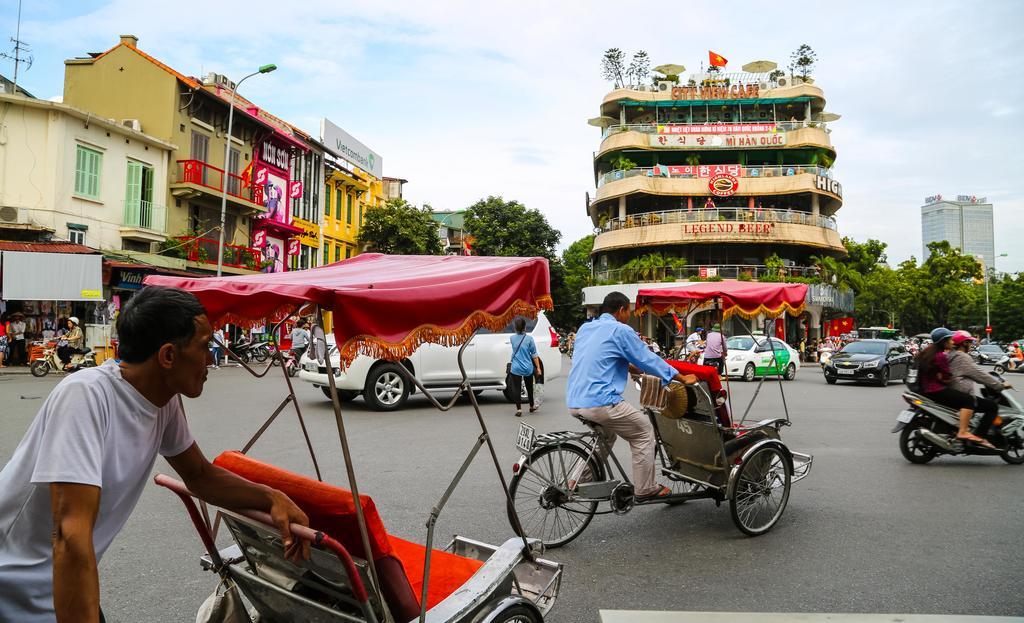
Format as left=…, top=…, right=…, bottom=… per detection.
left=145, top=254, right=562, bottom=623
left=509, top=282, right=814, bottom=547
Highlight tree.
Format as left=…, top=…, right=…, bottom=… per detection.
left=900, top=241, right=983, bottom=329
left=463, top=196, right=560, bottom=260
left=990, top=273, right=1024, bottom=340
left=841, top=237, right=887, bottom=275
left=549, top=235, right=595, bottom=331
left=768, top=69, right=785, bottom=85
left=626, top=50, right=650, bottom=86
left=789, top=44, right=817, bottom=80
left=600, top=48, right=626, bottom=88
left=357, top=198, right=442, bottom=255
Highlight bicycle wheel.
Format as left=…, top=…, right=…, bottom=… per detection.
left=508, top=444, right=601, bottom=548
left=729, top=445, right=791, bottom=536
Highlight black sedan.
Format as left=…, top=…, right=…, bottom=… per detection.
left=971, top=344, right=1008, bottom=367
left=823, top=339, right=912, bottom=386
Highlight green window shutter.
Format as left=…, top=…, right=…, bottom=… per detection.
left=124, top=161, right=142, bottom=225
left=323, top=245, right=329, bottom=265
left=324, top=186, right=331, bottom=215
left=74, top=147, right=86, bottom=195
left=335, top=189, right=342, bottom=220
left=346, top=193, right=352, bottom=224
left=87, top=149, right=102, bottom=198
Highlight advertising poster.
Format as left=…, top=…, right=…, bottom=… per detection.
left=253, top=230, right=285, bottom=273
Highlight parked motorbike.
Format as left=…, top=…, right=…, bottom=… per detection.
left=30, top=344, right=97, bottom=377
left=230, top=337, right=269, bottom=364
left=893, top=372, right=1024, bottom=465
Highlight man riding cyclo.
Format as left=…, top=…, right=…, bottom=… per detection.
left=566, top=292, right=698, bottom=501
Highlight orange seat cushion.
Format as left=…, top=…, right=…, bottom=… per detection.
left=212, top=451, right=486, bottom=618
left=389, top=535, right=485, bottom=611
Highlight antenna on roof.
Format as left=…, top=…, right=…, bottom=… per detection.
left=0, top=0, right=33, bottom=95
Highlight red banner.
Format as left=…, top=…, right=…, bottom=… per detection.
left=657, top=123, right=776, bottom=134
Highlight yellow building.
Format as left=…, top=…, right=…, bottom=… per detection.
left=322, top=159, right=373, bottom=264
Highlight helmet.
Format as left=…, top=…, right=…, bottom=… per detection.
left=69, top=316, right=80, bottom=326
left=930, top=327, right=954, bottom=343
left=952, top=330, right=976, bottom=346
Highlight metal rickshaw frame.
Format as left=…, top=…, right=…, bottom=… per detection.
left=507, top=281, right=813, bottom=546
left=145, top=256, right=563, bottom=623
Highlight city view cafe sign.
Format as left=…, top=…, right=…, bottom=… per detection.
left=671, top=83, right=761, bottom=100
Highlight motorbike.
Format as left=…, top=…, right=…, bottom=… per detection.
left=229, top=337, right=268, bottom=364
left=992, top=354, right=1023, bottom=375
left=892, top=372, right=1024, bottom=465
left=30, top=343, right=97, bottom=377
left=281, top=348, right=300, bottom=377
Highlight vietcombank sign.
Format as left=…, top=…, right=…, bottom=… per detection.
left=320, top=118, right=382, bottom=179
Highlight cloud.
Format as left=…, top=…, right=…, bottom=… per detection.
left=5, top=0, right=1024, bottom=273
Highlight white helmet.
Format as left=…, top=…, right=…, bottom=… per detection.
left=69, top=316, right=79, bottom=325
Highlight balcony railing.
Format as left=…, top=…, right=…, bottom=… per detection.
left=598, top=164, right=833, bottom=188
left=122, top=199, right=167, bottom=233
left=598, top=207, right=837, bottom=232
left=176, top=160, right=254, bottom=203
left=172, top=235, right=263, bottom=270
left=594, top=264, right=819, bottom=284
left=601, top=120, right=828, bottom=139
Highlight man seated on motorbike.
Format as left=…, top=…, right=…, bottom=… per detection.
left=949, top=331, right=1011, bottom=447
left=566, top=292, right=697, bottom=501
left=290, top=318, right=310, bottom=361
left=917, top=327, right=993, bottom=450
left=56, top=317, right=84, bottom=371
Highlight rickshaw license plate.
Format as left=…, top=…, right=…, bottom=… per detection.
left=516, top=423, right=536, bottom=453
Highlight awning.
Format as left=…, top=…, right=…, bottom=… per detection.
left=1, top=251, right=104, bottom=301
left=145, top=254, right=552, bottom=365
left=636, top=281, right=808, bottom=319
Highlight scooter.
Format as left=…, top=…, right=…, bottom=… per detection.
left=892, top=372, right=1024, bottom=465
left=992, top=354, right=1023, bottom=375
left=30, top=344, right=97, bottom=377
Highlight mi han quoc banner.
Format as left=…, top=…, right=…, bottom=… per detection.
left=650, top=133, right=786, bottom=148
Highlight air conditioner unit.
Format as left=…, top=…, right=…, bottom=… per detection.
left=758, top=81, right=770, bottom=90
left=0, top=206, right=26, bottom=223
left=203, top=72, right=236, bottom=91
left=776, top=77, right=788, bottom=87
left=122, top=119, right=142, bottom=132
left=657, top=81, right=673, bottom=92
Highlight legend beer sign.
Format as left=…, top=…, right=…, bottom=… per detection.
left=680, top=222, right=774, bottom=236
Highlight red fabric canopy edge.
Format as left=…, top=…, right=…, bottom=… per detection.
left=144, top=254, right=553, bottom=365
left=635, top=281, right=808, bottom=319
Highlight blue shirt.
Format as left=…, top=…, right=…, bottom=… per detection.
left=510, top=333, right=538, bottom=376
left=566, top=313, right=677, bottom=408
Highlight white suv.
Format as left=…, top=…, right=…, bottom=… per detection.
left=298, top=312, right=563, bottom=411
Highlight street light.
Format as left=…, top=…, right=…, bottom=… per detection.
left=975, top=252, right=1008, bottom=339
left=216, top=63, right=277, bottom=277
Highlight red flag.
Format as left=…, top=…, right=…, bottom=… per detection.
left=671, top=312, right=683, bottom=333
left=709, top=51, right=728, bottom=67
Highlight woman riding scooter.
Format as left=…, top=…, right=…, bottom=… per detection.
left=948, top=331, right=1012, bottom=447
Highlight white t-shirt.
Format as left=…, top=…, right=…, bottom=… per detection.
left=0, top=360, right=194, bottom=621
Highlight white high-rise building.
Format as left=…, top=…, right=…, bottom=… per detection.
left=921, top=194, right=995, bottom=266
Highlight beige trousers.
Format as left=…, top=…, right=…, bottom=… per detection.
left=569, top=401, right=658, bottom=496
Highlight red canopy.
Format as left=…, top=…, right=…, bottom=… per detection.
left=635, top=281, right=808, bottom=319
left=144, top=254, right=552, bottom=365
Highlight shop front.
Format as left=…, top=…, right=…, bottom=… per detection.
left=0, top=246, right=110, bottom=365
left=251, top=134, right=307, bottom=274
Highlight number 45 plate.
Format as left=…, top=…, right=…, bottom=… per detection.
left=516, top=423, right=536, bottom=453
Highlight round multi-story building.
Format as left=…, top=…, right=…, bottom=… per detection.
left=584, top=67, right=849, bottom=340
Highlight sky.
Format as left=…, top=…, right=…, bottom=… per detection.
left=3, top=0, right=1023, bottom=272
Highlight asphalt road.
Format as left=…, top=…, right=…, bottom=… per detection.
left=1, top=359, right=1022, bottom=621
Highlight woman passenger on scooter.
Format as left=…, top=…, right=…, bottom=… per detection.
left=57, top=316, right=84, bottom=371
left=917, top=327, right=989, bottom=449
left=948, top=331, right=1011, bottom=448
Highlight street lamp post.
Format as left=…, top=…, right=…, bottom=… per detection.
left=216, top=63, right=277, bottom=277
left=976, top=252, right=1008, bottom=339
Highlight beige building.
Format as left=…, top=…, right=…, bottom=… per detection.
left=586, top=68, right=852, bottom=339
left=0, top=93, right=174, bottom=250
left=63, top=35, right=278, bottom=273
